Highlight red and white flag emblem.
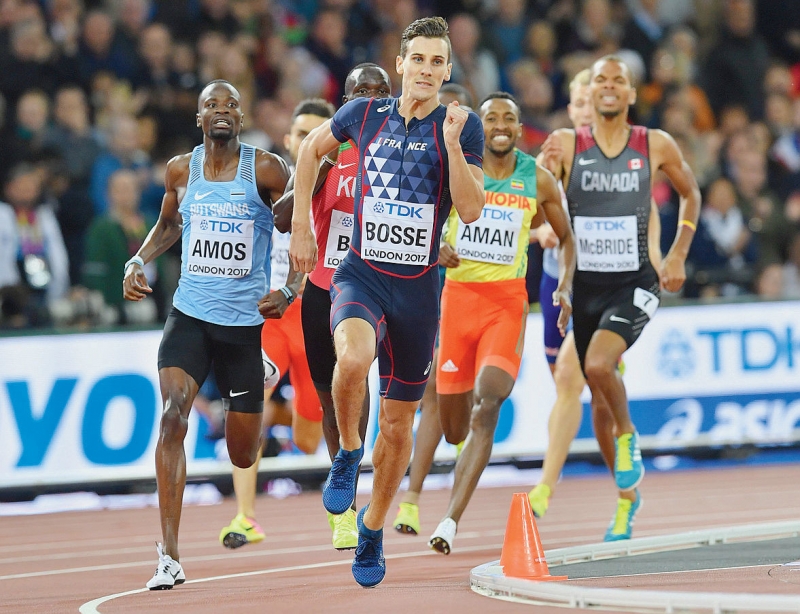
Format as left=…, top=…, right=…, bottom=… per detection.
left=628, top=158, right=642, bottom=170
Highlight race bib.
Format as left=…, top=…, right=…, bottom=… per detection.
left=455, top=204, right=523, bottom=265
left=324, top=209, right=354, bottom=269
left=270, top=229, right=291, bottom=288
left=187, top=215, right=253, bottom=278
left=574, top=215, right=639, bottom=272
left=633, top=287, right=659, bottom=318
left=361, top=196, right=433, bottom=265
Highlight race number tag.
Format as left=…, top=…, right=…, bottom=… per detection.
left=574, top=215, right=639, bottom=272
left=455, top=204, right=522, bottom=265
left=270, top=229, right=291, bottom=288
left=324, top=209, right=353, bottom=269
left=187, top=215, right=253, bottom=278
left=361, top=196, right=434, bottom=265
left=633, top=287, right=659, bottom=318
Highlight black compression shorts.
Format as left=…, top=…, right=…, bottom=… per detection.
left=301, top=279, right=337, bottom=392
left=158, top=307, right=264, bottom=413
left=572, top=267, right=660, bottom=372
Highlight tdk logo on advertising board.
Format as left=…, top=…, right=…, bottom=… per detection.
left=698, top=327, right=800, bottom=372
left=658, top=326, right=800, bottom=377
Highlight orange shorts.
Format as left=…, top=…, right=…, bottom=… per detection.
left=261, top=298, right=322, bottom=422
left=436, top=278, right=529, bottom=395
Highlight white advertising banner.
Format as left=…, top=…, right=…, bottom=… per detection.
left=1, top=300, right=799, bottom=488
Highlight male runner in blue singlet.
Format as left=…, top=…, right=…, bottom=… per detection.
left=123, top=80, right=290, bottom=590
left=289, top=17, right=485, bottom=587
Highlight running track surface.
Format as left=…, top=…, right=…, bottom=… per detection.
left=2, top=464, right=799, bottom=613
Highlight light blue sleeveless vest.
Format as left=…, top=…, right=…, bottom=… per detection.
left=173, top=143, right=273, bottom=326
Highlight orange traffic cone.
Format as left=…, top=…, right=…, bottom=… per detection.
left=499, top=492, right=567, bottom=581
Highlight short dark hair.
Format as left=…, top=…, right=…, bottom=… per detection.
left=440, top=83, right=474, bottom=108
left=291, top=98, right=336, bottom=123
left=478, top=91, right=520, bottom=114
left=344, top=63, right=388, bottom=95
left=198, top=80, right=239, bottom=106
left=591, top=55, right=634, bottom=86
left=400, top=16, right=451, bottom=61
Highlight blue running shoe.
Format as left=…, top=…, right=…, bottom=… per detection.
left=322, top=446, right=363, bottom=514
left=604, top=489, right=642, bottom=541
left=614, top=432, right=644, bottom=491
left=352, top=505, right=385, bottom=587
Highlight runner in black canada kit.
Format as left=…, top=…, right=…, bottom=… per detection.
left=545, top=55, right=700, bottom=535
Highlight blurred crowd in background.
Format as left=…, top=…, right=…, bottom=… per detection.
left=1, top=0, right=800, bottom=330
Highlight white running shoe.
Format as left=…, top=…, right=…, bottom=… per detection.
left=146, top=543, right=185, bottom=590
left=262, top=349, right=280, bottom=389
left=428, top=517, right=457, bottom=555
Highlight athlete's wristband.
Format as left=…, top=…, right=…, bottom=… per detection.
left=679, top=219, right=696, bottom=232
left=124, top=256, right=145, bottom=272
left=279, top=286, right=296, bottom=305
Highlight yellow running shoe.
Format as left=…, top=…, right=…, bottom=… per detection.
left=528, top=483, right=551, bottom=518
left=455, top=440, right=465, bottom=457
left=393, top=502, right=421, bottom=535
left=327, top=509, right=358, bottom=550
left=219, top=513, right=265, bottom=549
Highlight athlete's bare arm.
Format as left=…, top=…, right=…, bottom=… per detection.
left=529, top=205, right=545, bottom=232
left=439, top=241, right=461, bottom=268
left=255, top=149, right=291, bottom=208
left=536, top=164, right=575, bottom=334
left=648, top=200, right=662, bottom=275
left=538, top=129, right=577, bottom=185
left=649, top=129, right=700, bottom=292
left=531, top=129, right=573, bottom=249
left=123, top=154, right=190, bottom=301
left=290, top=119, right=341, bottom=272
left=273, top=157, right=336, bottom=233
left=257, top=262, right=304, bottom=320
left=444, top=103, right=484, bottom=224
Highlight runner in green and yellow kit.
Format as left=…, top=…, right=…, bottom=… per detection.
left=428, top=92, right=576, bottom=554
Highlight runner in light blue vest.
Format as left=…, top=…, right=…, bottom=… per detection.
left=123, top=80, right=290, bottom=590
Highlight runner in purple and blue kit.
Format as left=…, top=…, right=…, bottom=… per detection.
left=289, top=17, right=484, bottom=587
left=327, top=93, right=482, bottom=400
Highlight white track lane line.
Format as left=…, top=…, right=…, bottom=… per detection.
left=78, top=543, right=499, bottom=614
left=6, top=505, right=799, bottom=575
left=5, top=505, right=798, bottom=569
left=575, top=563, right=779, bottom=581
